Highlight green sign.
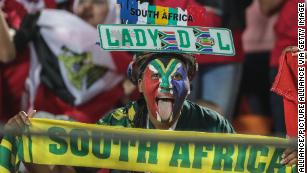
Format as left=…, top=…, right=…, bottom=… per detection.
left=97, top=24, right=235, bottom=56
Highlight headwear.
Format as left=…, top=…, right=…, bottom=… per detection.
left=73, top=0, right=120, bottom=24
left=128, top=52, right=198, bottom=85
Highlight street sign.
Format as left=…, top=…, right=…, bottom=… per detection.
left=97, top=24, right=235, bottom=56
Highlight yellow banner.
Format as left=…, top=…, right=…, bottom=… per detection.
left=15, top=118, right=296, bottom=173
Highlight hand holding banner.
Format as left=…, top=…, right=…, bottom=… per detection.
left=0, top=118, right=297, bottom=173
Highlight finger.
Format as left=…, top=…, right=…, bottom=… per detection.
left=287, top=158, right=298, bottom=166
left=4, top=117, right=16, bottom=131
left=285, top=46, right=298, bottom=53
left=19, top=111, right=31, bottom=125
left=14, top=115, right=26, bottom=133
left=293, top=50, right=307, bottom=56
left=292, top=46, right=299, bottom=52
left=282, top=148, right=296, bottom=158
left=4, top=115, right=24, bottom=133
left=28, top=110, right=37, bottom=118
left=281, top=151, right=297, bottom=165
left=285, top=151, right=297, bottom=161
left=4, top=120, right=14, bottom=132
left=280, top=159, right=288, bottom=165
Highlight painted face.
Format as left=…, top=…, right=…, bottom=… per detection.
left=139, top=57, right=190, bottom=128
left=75, top=0, right=109, bottom=27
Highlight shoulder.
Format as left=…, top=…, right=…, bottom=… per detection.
left=182, top=100, right=235, bottom=133
left=97, top=101, right=138, bottom=127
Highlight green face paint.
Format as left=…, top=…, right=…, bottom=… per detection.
left=150, top=59, right=180, bottom=93
left=142, top=57, right=190, bottom=125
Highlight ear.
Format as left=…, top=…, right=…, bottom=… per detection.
left=138, top=79, right=143, bottom=93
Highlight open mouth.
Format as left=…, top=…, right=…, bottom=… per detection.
left=155, top=96, right=174, bottom=123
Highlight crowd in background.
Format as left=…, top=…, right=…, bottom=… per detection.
left=0, top=0, right=300, bottom=139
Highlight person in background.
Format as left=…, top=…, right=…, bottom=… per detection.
left=0, top=0, right=133, bottom=124
left=0, top=0, right=57, bottom=123
left=234, top=0, right=277, bottom=135
left=189, top=0, right=252, bottom=121
left=259, top=0, right=306, bottom=136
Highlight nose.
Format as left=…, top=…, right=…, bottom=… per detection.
left=159, top=82, right=172, bottom=93
left=159, top=82, right=170, bottom=88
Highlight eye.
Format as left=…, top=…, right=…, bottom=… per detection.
left=151, top=73, right=160, bottom=80
left=172, top=73, right=183, bottom=81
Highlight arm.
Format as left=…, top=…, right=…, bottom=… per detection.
left=0, top=10, right=16, bottom=63
left=258, top=0, right=285, bottom=16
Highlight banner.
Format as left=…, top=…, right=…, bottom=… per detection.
left=0, top=118, right=296, bottom=173
left=98, top=25, right=235, bottom=56
left=117, top=0, right=194, bottom=25
left=32, top=10, right=123, bottom=107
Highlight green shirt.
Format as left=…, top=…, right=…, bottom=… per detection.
left=97, top=100, right=235, bottom=133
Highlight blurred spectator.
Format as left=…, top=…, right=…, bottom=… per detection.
left=0, top=0, right=57, bottom=123
left=234, top=0, right=277, bottom=135
left=0, top=0, right=133, bottom=124
left=191, top=0, right=251, bottom=121
left=259, top=0, right=305, bottom=136
left=1, top=1, right=132, bottom=171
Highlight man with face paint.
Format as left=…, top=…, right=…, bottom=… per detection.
left=98, top=52, right=235, bottom=133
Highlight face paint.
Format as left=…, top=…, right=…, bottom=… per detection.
left=141, top=57, right=190, bottom=126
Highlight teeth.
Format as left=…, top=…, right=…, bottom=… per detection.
left=156, top=112, right=161, bottom=122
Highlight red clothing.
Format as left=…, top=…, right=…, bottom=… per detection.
left=154, top=0, right=244, bottom=64
left=2, top=50, right=30, bottom=121
left=1, top=0, right=56, bottom=122
left=271, top=52, right=306, bottom=137
left=2, top=0, right=56, bottom=29
left=33, top=83, right=125, bottom=123
left=1, top=0, right=27, bottom=122
left=112, top=52, right=134, bottom=74
left=44, top=0, right=57, bottom=9
left=153, top=0, right=198, bottom=9
left=2, top=0, right=27, bottom=29
left=271, top=0, right=306, bottom=67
